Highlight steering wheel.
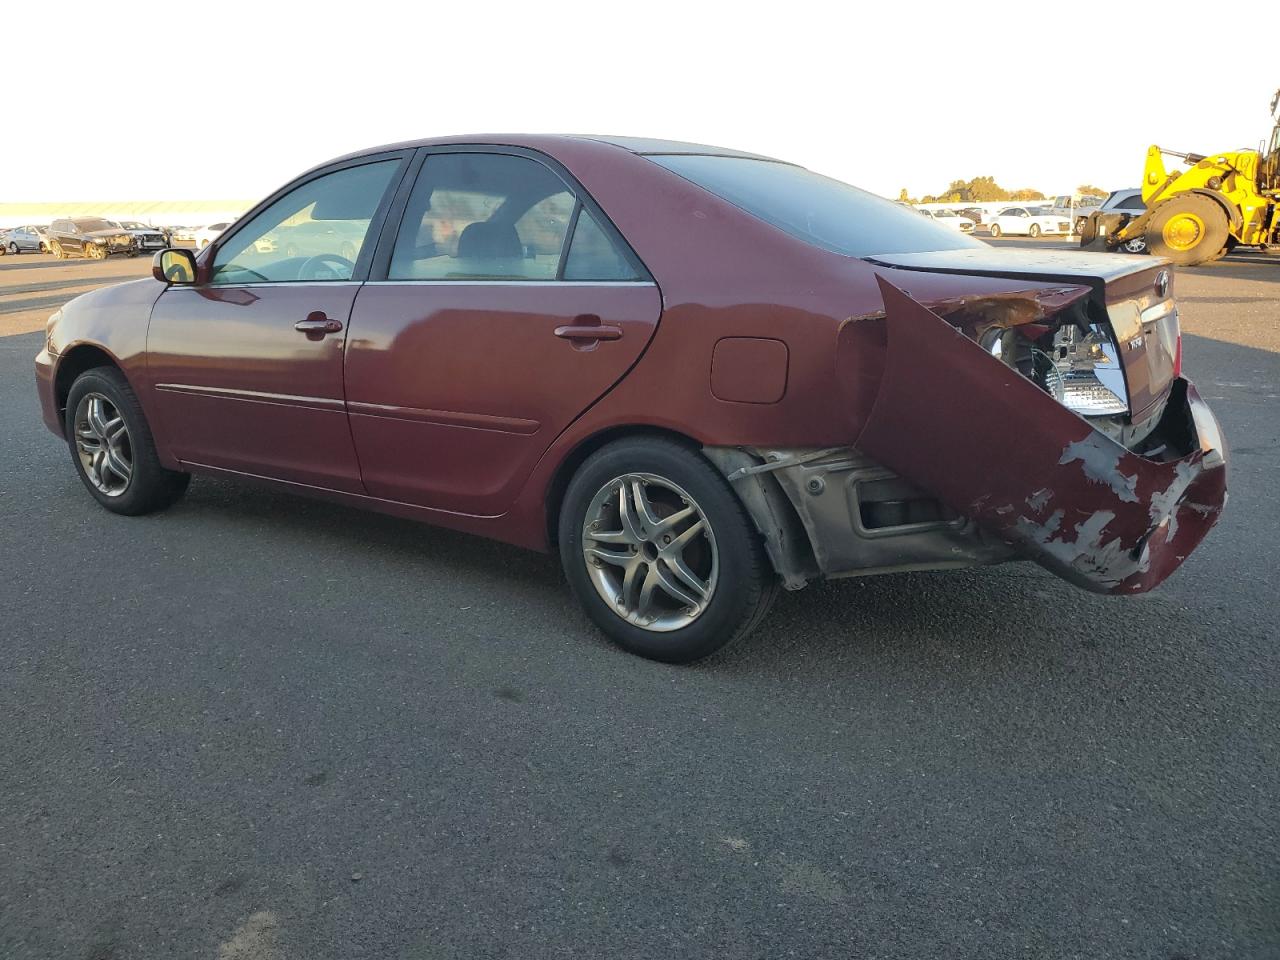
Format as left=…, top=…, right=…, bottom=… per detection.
left=297, top=253, right=354, bottom=281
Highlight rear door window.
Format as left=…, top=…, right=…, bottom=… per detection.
left=389, top=153, right=575, bottom=280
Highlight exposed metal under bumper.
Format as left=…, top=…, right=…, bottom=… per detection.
left=704, top=446, right=1016, bottom=590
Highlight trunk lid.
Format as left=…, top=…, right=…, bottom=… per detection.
left=865, top=248, right=1179, bottom=425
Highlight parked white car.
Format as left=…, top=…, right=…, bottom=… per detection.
left=986, top=206, right=1073, bottom=238
left=916, top=208, right=975, bottom=233
left=193, top=222, right=232, bottom=249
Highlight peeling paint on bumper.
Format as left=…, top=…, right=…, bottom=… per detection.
left=855, top=278, right=1227, bottom=595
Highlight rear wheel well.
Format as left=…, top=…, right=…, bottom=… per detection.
left=544, top=425, right=701, bottom=547
left=54, top=346, right=120, bottom=422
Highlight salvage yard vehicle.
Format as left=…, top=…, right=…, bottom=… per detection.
left=34, top=135, right=1227, bottom=663
left=986, top=205, right=1073, bottom=238
left=1050, top=194, right=1104, bottom=235
left=1093, top=189, right=1148, bottom=253
left=46, top=218, right=136, bottom=259
left=916, top=208, right=975, bottom=233
left=193, top=222, right=231, bottom=248
left=0, top=225, right=44, bottom=255
left=114, top=220, right=169, bottom=254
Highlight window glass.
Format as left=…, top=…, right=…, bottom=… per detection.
left=389, top=153, right=575, bottom=280
left=563, top=210, right=639, bottom=280
left=210, top=160, right=398, bottom=284
left=651, top=154, right=979, bottom=257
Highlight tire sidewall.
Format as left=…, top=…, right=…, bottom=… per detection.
left=64, top=368, right=182, bottom=516
left=1145, top=196, right=1229, bottom=265
left=558, top=439, right=770, bottom=663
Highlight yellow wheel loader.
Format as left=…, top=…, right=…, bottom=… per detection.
left=1087, top=89, right=1280, bottom=265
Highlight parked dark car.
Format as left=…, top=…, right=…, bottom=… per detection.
left=34, top=135, right=1226, bottom=662
left=46, top=218, right=136, bottom=259
left=0, top=225, right=44, bottom=255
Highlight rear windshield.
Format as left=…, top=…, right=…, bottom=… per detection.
left=649, top=154, right=982, bottom=257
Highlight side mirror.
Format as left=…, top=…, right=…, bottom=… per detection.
left=153, top=248, right=197, bottom=284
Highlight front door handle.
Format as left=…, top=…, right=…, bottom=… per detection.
left=295, top=312, right=343, bottom=340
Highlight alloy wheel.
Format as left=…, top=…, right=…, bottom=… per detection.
left=73, top=393, right=133, bottom=496
left=581, top=473, right=718, bottom=632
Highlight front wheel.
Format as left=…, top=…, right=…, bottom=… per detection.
left=1144, top=194, right=1230, bottom=266
left=558, top=437, right=777, bottom=663
left=65, top=367, right=190, bottom=515
left=1028, top=223, right=1042, bottom=238
left=7, top=242, right=17, bottom=255
left=988, top=224, right=1001, bottom=238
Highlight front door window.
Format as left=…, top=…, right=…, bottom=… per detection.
left=210, top=160, right=400, bottom=284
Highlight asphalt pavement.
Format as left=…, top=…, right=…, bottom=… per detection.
left=0, top=242, right=1277, bottom=959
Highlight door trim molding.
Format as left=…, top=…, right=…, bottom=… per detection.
left=153, top=382, right=345, bottom=412
left=347, top=401, right=541, bottom=435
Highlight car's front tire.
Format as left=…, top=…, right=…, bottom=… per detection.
left=988, top=224, right=1001, bottom=238
left=558, top=437, right=777, bottom=663
left=65, top=367, right=190, bottom=516
left=6, top=242, right=17, bottom=255
left=1028, top=223, right=1042, bottom=238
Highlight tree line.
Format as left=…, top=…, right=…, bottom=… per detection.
left=899, top=177, right=1107, bottom=204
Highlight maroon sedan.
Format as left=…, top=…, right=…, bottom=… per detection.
left=35, top=136, right=1227, bottom=662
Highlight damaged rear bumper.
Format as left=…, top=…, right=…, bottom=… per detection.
left=709, top=280, right=1227, bottom=595
left=855, top=280, right=1225, bottom=594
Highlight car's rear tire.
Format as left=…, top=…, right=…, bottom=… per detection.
left=64, top=367, right=190, bottom=516
left=988, top=224, right=1001, bottom=238
left=1028, top=223, right=1042, bottom=238
left=51, top=241, right=64, bottom=260
left=558, top=437, right=777, bottom=663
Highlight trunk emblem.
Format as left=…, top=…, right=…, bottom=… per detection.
left=1155, top=269, right=1171, bottom=298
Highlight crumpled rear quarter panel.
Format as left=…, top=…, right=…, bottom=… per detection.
left=850, top=277, right=1226, bottom=594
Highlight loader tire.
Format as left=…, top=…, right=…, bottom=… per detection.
left=1145, top=195, right=1230, bottom=266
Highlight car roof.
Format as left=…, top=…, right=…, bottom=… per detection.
left=323, top=133, right=785, bottom=167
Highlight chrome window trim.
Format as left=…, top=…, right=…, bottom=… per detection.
left=361, top=279, right=657, bottom=287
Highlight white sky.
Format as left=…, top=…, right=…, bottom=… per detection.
left=3, top=1, right=1276, bottom=203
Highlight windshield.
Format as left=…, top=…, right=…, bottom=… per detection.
left=73, top=218, right=117, bottom=233
left=119, top=221, right=147, bottom=230
left=933, top=209, right=957, bottom=217
left=649, top=155, right=981, bottom=257
left=1027, top=207, right=1050, bottom=216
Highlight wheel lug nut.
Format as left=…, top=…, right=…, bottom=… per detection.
left=662, top=535, right=671, bottom=544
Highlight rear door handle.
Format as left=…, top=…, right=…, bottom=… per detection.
left=554, top=315, right=623, bottom=342
left=295, top=312, right=344, bottom=340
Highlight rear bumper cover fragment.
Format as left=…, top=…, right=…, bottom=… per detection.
left=853, top=277, right=1227, bottom=594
